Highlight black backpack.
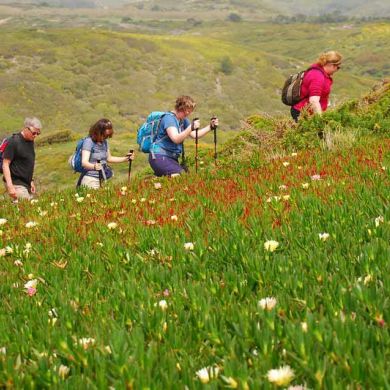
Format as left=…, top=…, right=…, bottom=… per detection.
left=281, top=67, right=324, bottom=106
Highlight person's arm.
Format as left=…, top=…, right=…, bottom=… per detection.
left=81, top=149, right=101, bottom=171
left=309, top=96, right=322, bottom=115
left=188, top=118, right=219, bottom=139
left=2, top=159, right=16, bottom=199
left=166, top=124, right=194, bottom=144
left=107, top=150, right=135, bottom=163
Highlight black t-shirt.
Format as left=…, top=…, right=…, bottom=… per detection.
left=3, top=133, right=35, bottom=190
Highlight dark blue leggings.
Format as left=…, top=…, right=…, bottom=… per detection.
left=149, top=154, right=184, bottom=177
left=290, top=107, right=300, bottom=123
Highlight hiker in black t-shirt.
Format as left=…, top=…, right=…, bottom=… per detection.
left=2, top=117, right=42, bottom=201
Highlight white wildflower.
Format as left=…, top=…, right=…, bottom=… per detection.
left=25, top=221, right=38, bottom=228
left=267, top=365, right=295, bottom=387
left=158, top=300, right=168, bottom=311
left=196, top=367, right=210, bottom=384
left=154, top=182, right=162, bottom=190
left=363, top=274, right=373, bottom=285
left=77, top=337, right=95, bottom=350
left=375, top=216, right=384, bottom=227
left=184, top=242, right=194, bottom=251
left=319, top=232, right=330, bottom=242
left=58, top=364, right=70, bottom=379
left=170, top=215, right=178, bottom=221
left=311, top=174, right=321, bottom=181
left=258, top=297, right=277, bottom=311
left=0, top=218, right=7, bottom=226
left=107, top=222, right=118, bottom=230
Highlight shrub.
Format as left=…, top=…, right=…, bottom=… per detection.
left=227, top=13, right=242, bottom=22
left=220, top=56, right=234, bottom=75
left=36, top=130, right=74, bottom=146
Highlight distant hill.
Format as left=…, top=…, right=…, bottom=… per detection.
left=0, top=0, right=389, bottom=17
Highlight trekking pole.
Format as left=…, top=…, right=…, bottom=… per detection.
left=193, top=117, right=199, bottom=174
left=211, top=116, right=218, bottom=164
left=97, top=159, right=106, bottom=188
left=127, top=149, right=134, bottom=184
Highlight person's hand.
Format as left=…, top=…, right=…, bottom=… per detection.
left=210, top=117, right=219, bottom=130
left=192, top=118, right=200, bottom=131
left=30, top=181, right=36, bottom=194
left=7, top=184, right=17, bottom=199
left=94, top=162, right=102, bottom=171
left=126, top=151, right=135, bottom=161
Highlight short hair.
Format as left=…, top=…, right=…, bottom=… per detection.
left=316, top=51, right=343, bottom=66
left=24, top=117, right=42, bottom=130
left=175, top=95, right=196, bottom=113
left=89, top=118, right=113, bottom=143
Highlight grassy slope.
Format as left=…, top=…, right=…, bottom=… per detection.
left=0, top=87, right=389, bottom=388
left=0, top=20, right=389, bottom=190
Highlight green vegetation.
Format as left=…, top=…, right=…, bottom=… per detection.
left=0, top=81, right=389, bottom=388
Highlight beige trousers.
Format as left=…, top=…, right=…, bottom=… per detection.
left=80, top=175, right=100, bottom=189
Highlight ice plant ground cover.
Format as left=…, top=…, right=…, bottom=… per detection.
left=0, top=138, right=389, bottom=388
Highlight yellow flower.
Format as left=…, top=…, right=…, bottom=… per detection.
left=170, top=215, right=178, bottom=221
left=267, top=365, right=295, bottom=387
left=264, top=240, right=279, bottom=252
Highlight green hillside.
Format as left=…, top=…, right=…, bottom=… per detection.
left=0, top=20, right=388, bottom=137
left=0, top=81, right=389, bottom=388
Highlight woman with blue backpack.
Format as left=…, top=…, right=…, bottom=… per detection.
left=149, top=95, right=218, bottom=177
left=78, top=118, right=134, bottom=189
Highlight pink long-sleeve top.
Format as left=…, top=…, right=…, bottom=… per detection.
left=293, top=64, right=333, bottom=112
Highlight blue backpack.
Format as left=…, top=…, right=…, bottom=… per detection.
left=137, top=111, right=170, bottom=153
left=69, top=137, right=89, bottom=173
left=69, top=137, right=102, bottom=173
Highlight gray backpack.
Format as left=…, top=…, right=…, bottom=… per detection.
left=281, top=67, right=323, bottom=106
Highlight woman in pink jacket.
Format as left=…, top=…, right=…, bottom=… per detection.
left=291, top=50, right=342, bottom=122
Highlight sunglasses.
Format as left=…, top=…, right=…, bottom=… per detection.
left=28, top=127, right=41, bottom=136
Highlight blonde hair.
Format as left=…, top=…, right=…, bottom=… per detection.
left=175, top=95, right=196, bottom=112
left=316, top=51, right=342, bottom=66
